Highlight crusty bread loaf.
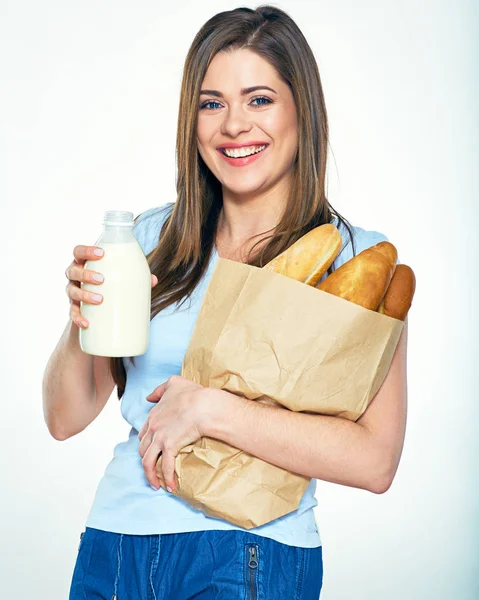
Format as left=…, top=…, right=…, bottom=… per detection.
left=263, top=224, right=342, bottom=286
left=317, top=242, right=397, bottom=310
left=377, top=264, right=416, bottom=320
left=371, top=241, right=398, bottom=266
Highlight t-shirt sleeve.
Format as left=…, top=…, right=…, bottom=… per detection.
left=353, top=229, right=401, bottom=265
left=133, top=202, right=175, bottom=255
left=331, top=225, right=400, bottom=271
left=354, top=229, right=389, bottom=255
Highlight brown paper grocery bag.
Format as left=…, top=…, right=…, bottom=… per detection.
left=157, top=259, right=404, bottom=529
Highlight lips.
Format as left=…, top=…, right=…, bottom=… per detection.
left=216, top=144, right=269, bottom=167
left=217, top=141, right=270, bottom=150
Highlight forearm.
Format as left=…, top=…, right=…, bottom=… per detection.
left=206, top=390, right=390, bottom=493
left=42, top=320, right=96, bottom=439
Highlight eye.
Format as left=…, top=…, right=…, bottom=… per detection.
left=251, top=96, right=273, bottom=107
left=199, top=100, right=222, bottom=111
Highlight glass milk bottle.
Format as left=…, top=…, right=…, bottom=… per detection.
left=79, top=211, right=152, bottom=357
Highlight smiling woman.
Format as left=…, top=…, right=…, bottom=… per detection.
left=197, top=49, right=298, bottom=199
left=42, top=5, right=407, bottom=600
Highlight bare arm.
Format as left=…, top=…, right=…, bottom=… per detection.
left=42, top=244, right=118, bottom=440
left=42, top=319, right=115, bottom=440
left=206, top=320, right=408, bottom=494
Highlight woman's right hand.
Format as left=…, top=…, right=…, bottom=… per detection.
left=65, top=245, right=158, bottom=329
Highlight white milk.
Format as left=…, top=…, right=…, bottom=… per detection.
left=79, top=212, right=152, bottom=357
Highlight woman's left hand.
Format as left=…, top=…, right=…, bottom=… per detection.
left=138, top=375, right=213, bottom=493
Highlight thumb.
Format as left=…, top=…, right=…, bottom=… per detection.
left=146, top=381, right=167, bottom=402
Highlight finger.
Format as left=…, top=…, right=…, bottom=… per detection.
left=65, top=264, right=105, bottom=286
left=155, top=455, right=167, bottom=491
left=69, top=301, right=89, bottom=329
left=141, top=442, right=163, bottom=489
left=138, top=420, right=148, bottom=441
left=151, top=274, right=158, bottom=287
left=161, top=450, right=178, bottom=492
left=146, top=395, right=160, bottom=403
left=146, top=382, right=167, bottom=402
left=66, top=281, right=103, bottom=306
left=138, top=429, right=154, bottom=458
left=73, top=245, right=105, bottom=263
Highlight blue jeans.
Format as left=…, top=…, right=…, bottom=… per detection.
left=69, top=527, right=323, bottom=599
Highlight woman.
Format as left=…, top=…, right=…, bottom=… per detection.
left=43, top=6, right=408, bottom=599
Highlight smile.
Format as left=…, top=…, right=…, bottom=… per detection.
left=217, top=144, right=269, bottom=167
left=222, top=144, right=267, bottom=158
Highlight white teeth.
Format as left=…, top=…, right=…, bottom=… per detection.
left=223, top=144, right=266, bottom=158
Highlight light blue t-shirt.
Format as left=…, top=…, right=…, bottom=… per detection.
left=85, top=201, right=388, bottom=548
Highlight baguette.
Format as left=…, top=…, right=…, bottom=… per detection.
left=377, top=264, right=416, bottom=320
left=371, top=241, right=398, bottom=266
left=263, top=224, right=342, bottom=286
left=317, top=242, right=397, bottom=310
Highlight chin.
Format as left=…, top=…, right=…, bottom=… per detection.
left=219, top=174, right=270, bottom=198
left=223, top=184, right=268, bottom=199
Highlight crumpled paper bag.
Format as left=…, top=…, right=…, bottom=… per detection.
left=157, top=259, right=404, bottom=529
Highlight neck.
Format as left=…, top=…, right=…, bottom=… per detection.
left=216, top=176, right=292, bottom=248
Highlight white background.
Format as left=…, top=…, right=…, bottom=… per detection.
left=1, top=1, right=477, bottom=598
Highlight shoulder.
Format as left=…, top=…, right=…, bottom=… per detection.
left=133, top=202, right=175, bottom=254
left=330, top=216, right=389, bottom=270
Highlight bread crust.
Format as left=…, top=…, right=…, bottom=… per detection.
left=263, top=224, right=342, bottom=286
left=263, top=230, right=414, bottom=319
left=377, top=264, right=416, bottom=320
left=317, top=242, right=397, bottom=310
left=371, top=241, right=398, bottom=266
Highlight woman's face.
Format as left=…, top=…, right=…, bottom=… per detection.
left=197, top=48, right=298, bottom=200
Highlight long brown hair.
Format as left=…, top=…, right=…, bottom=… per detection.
left=111, top=5, right=355, bottom=398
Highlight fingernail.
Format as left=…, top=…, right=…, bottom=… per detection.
left=166, top=486, right=173, bottom=493
left=94, top=248, right=104, bottom=256
left=92, top=293, right=103, bottom=302
left=92, top=273, right=104, bottom=282
left=150, top=484, right=158, bottom=491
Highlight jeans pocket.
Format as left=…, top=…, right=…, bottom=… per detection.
left=70, top=532, right=90, bottom=600
left=78, top=531, right=85, bottom=552
left=244, top=542, right=260, bottom=600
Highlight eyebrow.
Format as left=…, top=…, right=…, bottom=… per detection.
left=199, top=85, right=277, bottom=97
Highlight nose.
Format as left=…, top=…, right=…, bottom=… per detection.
left=220, top=103, right=253, bottom=138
